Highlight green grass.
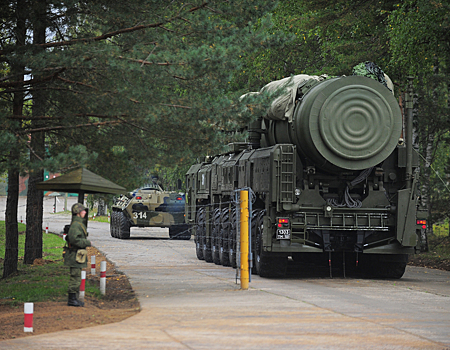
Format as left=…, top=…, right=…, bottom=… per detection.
left=89, top=215, right=110, bottom=223
left=0, top=222, right=63, bottom=262
left=0, top=221, right=100, bottom=306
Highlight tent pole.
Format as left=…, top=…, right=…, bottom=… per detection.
left=78, top=191, right=85, bottom=204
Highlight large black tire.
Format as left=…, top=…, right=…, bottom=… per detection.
left=118, top=211, right=130, bottom=239
left=110, top=211, right=116, bottom=237
left=212, top=208, right=221, bottom=265
left=228, top=208, right=237, bottom=268
left=203, top=231, right=213, bottom=263
left=195, top=208, right=205, bottom=260
left=362, top=254, right=408, bottom=279
left=219, top=208, right=231, bottom=266
left=254, top=215, right=287, bottom=278
left=202, top=207, right=213, bottom=263
left=250, top=210, right=260, bottom=275
left=111, top=211, right=119, bottom=238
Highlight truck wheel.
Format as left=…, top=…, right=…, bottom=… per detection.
left=195, top=208, right=205, bottom=260
left=228, top=222, right=237, bottom=268
left=201, top=207, right=213, bottom=263
left=212, top=208, right=221, bottom=265
left=250, top=210, right=260, bottom=275
left=219, top=208, right=230, bottom=266
left=118, top=211, right=130, bottom=239
left=362, top=254, right=407, bottom=279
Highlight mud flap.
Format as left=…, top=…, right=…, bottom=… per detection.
left=396, top=186, right=417, bottom=247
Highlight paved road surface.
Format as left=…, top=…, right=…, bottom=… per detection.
left=1, top=197, right=450, bottom=349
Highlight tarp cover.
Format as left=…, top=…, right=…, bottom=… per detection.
left=36, top=167, right=126, bottom=194
left=241, top=65, right=393, bottom=122
left=242, top=74, right=327, bottom=121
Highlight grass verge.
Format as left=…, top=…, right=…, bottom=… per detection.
left=0, top=221, right=100, bottom=306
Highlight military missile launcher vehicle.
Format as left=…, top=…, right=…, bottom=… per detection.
left=110, top=184, right=190, bottom=240
left=186, top=67, right=426, bottom=278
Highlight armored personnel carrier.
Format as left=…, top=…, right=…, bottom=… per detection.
left=110, top=184, right=190, bottom=240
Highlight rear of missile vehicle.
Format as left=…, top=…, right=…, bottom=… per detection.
left=111, top=184, right=190, bottom=240
left=186, top=65, right=426, bottom=278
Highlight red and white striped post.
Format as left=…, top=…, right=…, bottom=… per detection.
left=79, top=271, right=86, bottom=301
left=100, top=261, right=106, bottom=295
left=45, top=224, right=48, bottom=234
left=91, top=255, right=96, bottom=275
left=24, top=303, right=33, bottom=332
left=63, top=233, right=67, bottom=241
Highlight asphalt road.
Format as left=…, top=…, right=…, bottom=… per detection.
left=1, top=197, right=450, bottom=349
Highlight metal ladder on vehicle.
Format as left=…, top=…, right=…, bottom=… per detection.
left=278, top=145, right=295, bottom=204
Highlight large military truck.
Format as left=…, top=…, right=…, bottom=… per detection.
left=110, top=184, right=190, bottom=240
left=186, top=69, right=426, bottom=278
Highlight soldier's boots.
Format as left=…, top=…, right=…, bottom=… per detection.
left=68, top=293, right=85, bottom=307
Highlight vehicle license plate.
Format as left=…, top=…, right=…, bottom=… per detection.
left=276, top=229, right=291, bottom=239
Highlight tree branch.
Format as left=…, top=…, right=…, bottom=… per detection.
left=118, top=56, right=187, bottom=66
left=0, top=3, right=208, bottom=56
left=18, top=120, right=122, bottom=134
left=56, top=76, right=96, bottom=89
left=7, top=115, right=62, bottom=120
left=0, top=68, right=66, bottom=88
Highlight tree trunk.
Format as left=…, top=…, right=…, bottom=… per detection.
left=3, top=166, right=20, bottom=278
left=24, top=0, right=47, bottom=264
left=3, top=0, right=27, bottom=278
left=24, top=131, right=44, bottom=264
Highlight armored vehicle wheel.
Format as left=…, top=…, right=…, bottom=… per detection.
left=111, top=211, right=120, bottom=238
left=195, top=208, right=205, bottom=260
left=118, top=211, right=130, bottom=239
left=219, top=208, right=230, bottom=266
left=114, top=211, right=120, bottom=238
left=169, top=224, right=191, bottom=240
left=212, top=208, right=221, bottom=265
left=110, top=211, right=115, bottom=237
left=255, top=218, right=287, bottom=277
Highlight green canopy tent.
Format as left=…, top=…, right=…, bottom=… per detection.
left=36, top=167, right=126, bottom=228
left=36, top=167, right=126, bottom=204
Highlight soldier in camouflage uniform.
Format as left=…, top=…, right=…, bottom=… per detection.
left=64, top=203, right=91, bottom=307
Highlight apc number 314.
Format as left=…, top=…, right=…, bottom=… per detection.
left=133, top=211, right=147, bottom=219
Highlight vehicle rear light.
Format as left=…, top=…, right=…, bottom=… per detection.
left=417, top=219, right=427, bottom=229
left=277, top=218, right=289, bottom=228
left=136, top=196, right=142, bottom=200
left=176, top=197, right=182, bottom=201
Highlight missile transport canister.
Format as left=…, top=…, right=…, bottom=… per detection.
left=110, top=184, right=190, bottom=240
left=186, top=72, right=426, bottom=278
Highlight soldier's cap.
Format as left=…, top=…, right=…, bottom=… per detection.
left=72, top=203, right=87, bottom=214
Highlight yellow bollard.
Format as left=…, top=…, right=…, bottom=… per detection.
left=240, top=190, right=249, bottom=290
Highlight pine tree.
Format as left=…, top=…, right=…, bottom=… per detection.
left=1, top=0, right=279, bottom=277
